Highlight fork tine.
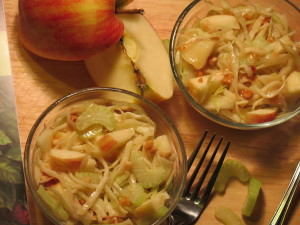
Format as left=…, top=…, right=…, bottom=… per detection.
left=187, top=130, right=208, bottom=170
left=190, top=137, right=223, bottom=200
left=183, top=132, right=216, bottom=197
left=198, top=141, right=230, bottom=207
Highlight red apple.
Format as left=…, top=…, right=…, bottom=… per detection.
left=245, top=108, right=278, bottom=124
left=18, top=0, right=124, bottom=61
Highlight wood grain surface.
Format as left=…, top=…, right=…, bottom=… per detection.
left=3, top=0, right=300, bottom=224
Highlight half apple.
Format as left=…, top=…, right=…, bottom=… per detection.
left=84, top=14, right=174, bottom=103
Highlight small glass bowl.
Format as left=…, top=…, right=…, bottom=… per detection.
left=170, top=0, right=300, bottom=130
left=24, top=87, right=187, bottom=225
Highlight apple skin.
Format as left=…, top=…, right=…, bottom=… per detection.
left=18, top=0, right=124, bottom=61
left=50, top=149, right=87, bottom=171
left=245, top=108, right=278, bottom=124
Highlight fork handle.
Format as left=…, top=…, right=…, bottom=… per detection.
left=269, top=162, right=300, bottom=225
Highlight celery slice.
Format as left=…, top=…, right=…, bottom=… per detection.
left=77, top=124, right=103, bottom=139
left=37, top=185, right=69, bottom=221
left=74, top=172, right=100, bottom=184
left=130, top=151, right=167, bottom=188
left=76, top=104, right=116, bottom=131
left=242, top=177, right=262, bottom=217
left=215, top=206, right=245, bottom=225
left=214, top=159, right=250, bottom=193
left=121, top=183, right=148, bottom=207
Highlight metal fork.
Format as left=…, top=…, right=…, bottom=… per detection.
left=168, top=131, right=230, bottom=225
left=269, top=162, right=300, bottom=225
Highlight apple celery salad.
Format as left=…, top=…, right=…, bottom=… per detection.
left=175, top=0, right=300, bottom=123
left=34, top=101, right=176, bottom=225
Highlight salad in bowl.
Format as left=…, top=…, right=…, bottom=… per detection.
left=24, top=88, right=186, bottom=225
left=170, top=0, right=300, bottom=128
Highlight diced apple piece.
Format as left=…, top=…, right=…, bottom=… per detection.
left=245, top=108, right=278, bottom=124
left=199, top=15, right=240, bottom=32
left=153, top=135, right=173, bottom=159
left=50, top=149, right=87, bottom=171
left=80, top=157, right=97, bottom=171
left=98, top=128, right=135, bottom=151
left=284, top=71, right=300, bottom=103
left=134, top=192, right=169, bottom=225
left=187, top=73, right=224, bottom=103
left=36, top=128, right=53, bottom=156
left=204, top=89, right=236, bottom=111
left=181, top=39, right=216, bottom=70
left=85, top=14, right=174, bottom=103
left=97, top=128, right=135, bottom=161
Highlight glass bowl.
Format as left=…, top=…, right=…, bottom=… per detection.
left=24, top=87, right=187, bottom=225
left=170, top=0, right=300, bottom=130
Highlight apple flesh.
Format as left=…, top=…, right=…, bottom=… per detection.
left=18, top=0, right=124, bottom=61
left=97, top=128, right=135, bottom=161
left=85, top=14, right=174, bottom=103
left=284, top=71, right=300, bottom=103
left=153, top=135, right=173, bottom=159
left=50, top=149, right=87, bottom=171
left=181, top=39, right=216, bottom=70
left=187, top=73, right=224, bottom=104
left=199, top=15, right=240, bottom=32
left=245, top=108, right=278, bottom=124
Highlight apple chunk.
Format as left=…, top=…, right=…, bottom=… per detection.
left=181, top=39, right=216, bottom=70
left=199, top=15, right=240, bottom=32
left=50, top=149, right=87, bottom=171
left=284, top=71, right=300, bottom=103
left=85, top=14, right=174, bottom=103
left=97, top=128, right=135, bottom=161
left=245, top=108, right=278, bottom=124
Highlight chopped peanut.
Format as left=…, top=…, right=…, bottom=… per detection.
left=195, top=70, right=204, bottom=77
left=197, top=77, right=204, bottom=83
left=222, top=74, right=233, bottom=85
left=261, top=17, right=271, bottom=26
left=123, top=161, right=132, bottom=171
left=119, top=197, right=131, bottom=207
left=268, top=36, right=275, bottom=43
left=239, top=89, right=253, bottom=99
left=70, top=113, right=79, bottom=122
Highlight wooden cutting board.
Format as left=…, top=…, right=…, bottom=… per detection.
left=3, top=0, right=300, bottom=224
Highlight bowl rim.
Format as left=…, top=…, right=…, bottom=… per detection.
left=24, top=87, right=187, bottom=225
left=169, top=0, right=300, bottom=130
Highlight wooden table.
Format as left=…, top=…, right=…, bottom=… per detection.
left=3, top=0, right=300, bottom=224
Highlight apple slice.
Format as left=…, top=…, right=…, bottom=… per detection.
left=153, top=135, right=173, bottom=159
left=50, top=149, right=87, bottom=171
left=187, top=73, right=224, bottom=103
left=204, top=89, right=236, bottom=111
left=245, top=108, right=278, bottom=124
left=284, top=71, right=300, bottom=103
left=199, top=15, right=240, bottom=32
left=181, top=39, right=216, bottom=70
left=97, top=128, right=135, bottom=161
left=84, top=14, right=174, bottom=103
